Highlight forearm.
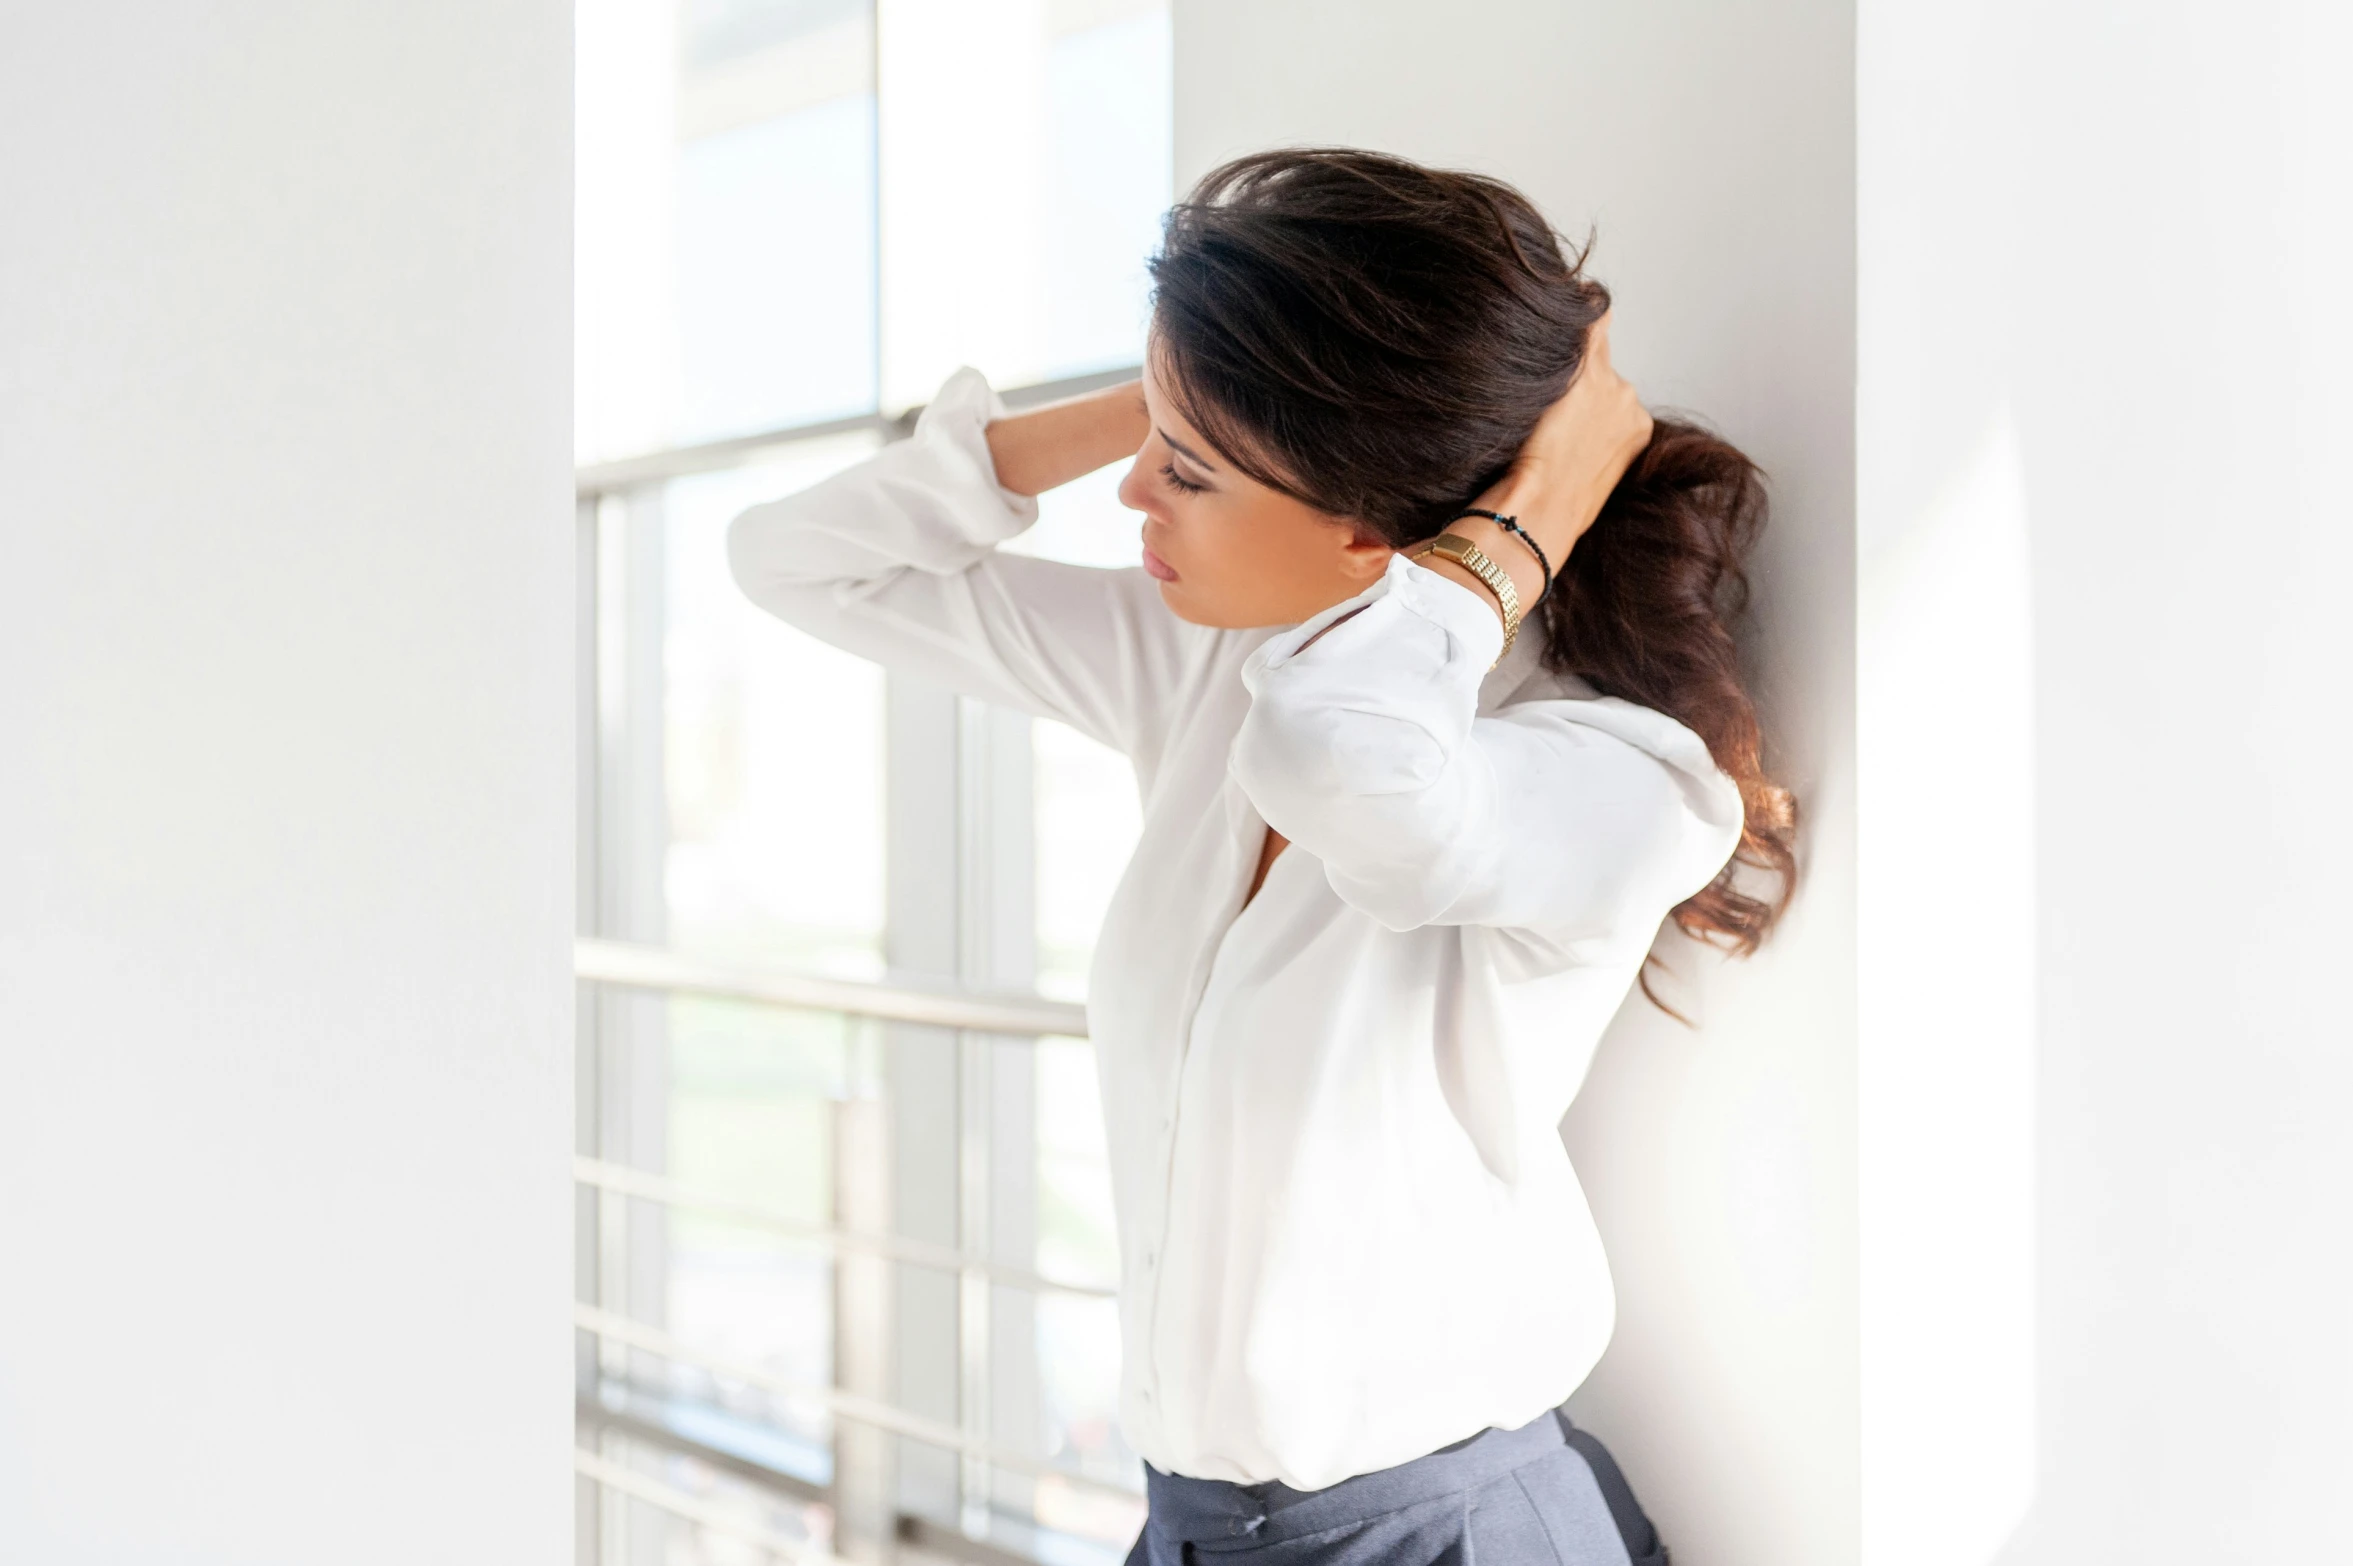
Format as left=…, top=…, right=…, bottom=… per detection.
left=982, top=378, right=1150, bottom=497
left=1413, top=461, right=1597, bottom=626
left=1287, top=463, right=1589, bottom=658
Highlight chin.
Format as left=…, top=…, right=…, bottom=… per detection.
left=1154, top=578, right=1207, bottom=624
left=1155, top=580, right=1286, bottom=630
left=1154, top=579, right=1231, bottom=628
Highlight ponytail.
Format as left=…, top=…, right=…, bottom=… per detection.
left=1540, top=418, right=1798, bottom=1011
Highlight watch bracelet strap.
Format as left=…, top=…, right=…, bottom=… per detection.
left=1451, top=508, right=1553, bottom=602
left=1406, top=532, right=1519, bottom=668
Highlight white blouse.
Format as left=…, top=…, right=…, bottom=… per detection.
left=726, top=365, right=1745, bottom=1492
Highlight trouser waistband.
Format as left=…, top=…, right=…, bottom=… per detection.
left=1140, top=1403, right=1573, bottom=1548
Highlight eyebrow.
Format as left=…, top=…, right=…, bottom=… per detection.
left=1157, top=426, right=1219, bottom=473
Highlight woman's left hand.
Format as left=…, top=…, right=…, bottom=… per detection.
left=1505, top=307, right=1652, bottom=554
left=1427, top=309, right=1651, bottom=622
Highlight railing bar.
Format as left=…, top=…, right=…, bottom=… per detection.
left=576, top=412, right=897, bottom=496
left=575, top=1156, right=1117, bottom=1300
left=574, top=1304, right=1145, bottom=1500
left=575, top=937, right=1089, bottom=1039
left=577, top=1394, right=828, bottom=1506
left=579, top=1303, right=963, bottom=1451
left=575, top=365, right=1142, bottom=495
left=574, top=1445, right=850, bottom=1565
left=582, top=1401, right=1097, bottom=1566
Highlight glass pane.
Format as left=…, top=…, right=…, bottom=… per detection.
left=1044, top=3, right=1173, bottom=379
left=677, top=31, right=878, bottom=441
left=578, top=0, right=879, bottom=464
left=878, top=0, right=1168, bottom=403
left=588, top=1430, right=839, bottom=1563
left=664, top=438, right=888, bottom=978
left=1017, top=469, right=1150, bottom=1007
left=1033, top=718, right=1142, bottom=1004
left=666, top=998, right=853, bottom=1478
left=1035, top=1036, right=1141, bottom=1542
left=1008, top=460, right=1143, bottom=571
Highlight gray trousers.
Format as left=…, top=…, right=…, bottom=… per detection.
left=1122, top=1404, right=1666, bottom=1565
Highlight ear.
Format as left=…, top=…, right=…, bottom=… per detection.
left=1335, top=522, right=1394, bottom=584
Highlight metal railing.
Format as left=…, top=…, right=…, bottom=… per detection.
left=575, top=1154, right=1114, bottom=1300
left=574, top=932, right=1141, bottom=1561
left=577, top=936, right=1088, bottom=1039
left=577, top=1301, right=1132, bottom=1498
left=575, top=1446, right=849, bottom=1566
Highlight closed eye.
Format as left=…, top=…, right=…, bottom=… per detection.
left=1160, top=460, right=1208, bottom=496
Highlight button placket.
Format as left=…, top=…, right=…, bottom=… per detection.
left=1136, top=768, right=1269, bottom=1449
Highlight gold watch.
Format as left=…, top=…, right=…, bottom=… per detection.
left=1406, top=532, right=1521, bottom=667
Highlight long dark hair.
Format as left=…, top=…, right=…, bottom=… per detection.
left=1146, top=146, right=1797, bottom=1008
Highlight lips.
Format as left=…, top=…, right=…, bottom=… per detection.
left=1141, top=540, right=1179, bottom=582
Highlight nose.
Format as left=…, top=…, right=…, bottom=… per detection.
left=1115, top=453, right=1159, bottom=519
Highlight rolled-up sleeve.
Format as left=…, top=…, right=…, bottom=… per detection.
left=1229, top=549, right=1746, bottom=939
left=726, top=364, right=1199, bottom=761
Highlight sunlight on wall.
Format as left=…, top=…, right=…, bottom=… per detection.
left=1859, top=404, right=2037, bottom=1566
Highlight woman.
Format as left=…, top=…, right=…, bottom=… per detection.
left=727, top=147, right=1796, bottom=1565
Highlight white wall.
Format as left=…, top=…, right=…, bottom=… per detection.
left=0, top=6, right=575, bottom=1563
left=1176, top=4, right=1860, bottom=1561
left=1863, top=2, right=2353, bottom=1561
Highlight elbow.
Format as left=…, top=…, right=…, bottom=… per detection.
left=1231, top=705, right=1476, bottom=934
left=1329, top=862, right=1472, bottom=934
left=724, top=497, right=837, bottom=617
left=723, top=501, right=773, bottom=602
left=1230, top=690, right=1449, bottom=817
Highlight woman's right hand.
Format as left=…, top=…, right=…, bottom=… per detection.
left=984, top=377, right=1151, bottom=498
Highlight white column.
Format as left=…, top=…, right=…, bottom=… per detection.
left=586, top=487, right=673, bottom=1566
left=0, top=3, right=575, bottom=1560
left=885, top=676, right=967, bottom=1530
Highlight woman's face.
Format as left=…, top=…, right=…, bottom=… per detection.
left=1116, top=342, right=1394, bottom=629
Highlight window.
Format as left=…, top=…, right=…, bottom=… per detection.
left=573, top=2, right=1167, bottom=1561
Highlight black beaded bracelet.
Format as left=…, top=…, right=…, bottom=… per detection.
left=1450, top=509, right=1552, bottom=604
